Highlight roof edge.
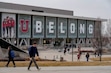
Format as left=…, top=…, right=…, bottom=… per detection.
left=0, top=8, right=107, bottom=21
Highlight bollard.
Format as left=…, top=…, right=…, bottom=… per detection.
left=45, top=56, right=46, bottom=59
left=60, top=57, right=64, bottom=62
left=53, top=55, right=55, bottom=60
left=56, top=55, right=58, bottom=59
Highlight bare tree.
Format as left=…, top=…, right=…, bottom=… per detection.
left=93, top=19, right=105, bottom=61
left=105, top=19, right=111, bottom=44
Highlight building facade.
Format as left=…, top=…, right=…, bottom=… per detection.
left=0, top=2, right=106, bottom=49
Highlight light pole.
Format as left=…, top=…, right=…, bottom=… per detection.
left=99, top=30, right=102, bottom=61
left=71, top=42, right=74, bottom=62
left=71, top=41, right=76, bottom=62
left=99, top=20, right=102, bottom=61
left=71, top=40, right=73, bottom=62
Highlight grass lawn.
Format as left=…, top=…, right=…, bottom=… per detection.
left=0, top=57, right=111, bottom=67
left=90, top=57, right=111, bottom=61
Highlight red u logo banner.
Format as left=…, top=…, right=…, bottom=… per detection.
left=20, top=19, right=29, bottom=33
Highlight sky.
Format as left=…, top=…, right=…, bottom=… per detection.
left=0, top=0, right=111, bottom=19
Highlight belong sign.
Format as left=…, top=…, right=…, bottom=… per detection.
left=32, top=16, right=94, bottom=38
left=1, top=13, right=94, bottom=38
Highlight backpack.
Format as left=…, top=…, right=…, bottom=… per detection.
left=28, top=46, right=32, bottom=54
left=11, top=50, right=15, bottom=58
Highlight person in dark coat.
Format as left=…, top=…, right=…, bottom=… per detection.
left=28, top=41, right=40, bottom=71
left=5, top=46, right=16, bottom=67
left=86, top=52, right=90, bottom=62
left=64, top=46, right=67, bottom=55
left=94, top=51, right=97, bottom=57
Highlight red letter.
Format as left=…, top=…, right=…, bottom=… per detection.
left=20, top=19, right=29, bottom=33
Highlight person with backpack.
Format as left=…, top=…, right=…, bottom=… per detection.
left=5, top=46, right=16, bottom=67
left=28, top=41, right=41, bottom=71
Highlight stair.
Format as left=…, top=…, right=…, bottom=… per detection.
left=0, top=38, right=27, bottom=53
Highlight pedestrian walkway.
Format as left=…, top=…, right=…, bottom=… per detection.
left=0, top=66, right=111, bottom=73
left=39, top=48, right=111, bottom=62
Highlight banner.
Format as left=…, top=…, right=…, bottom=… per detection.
left=33, top=16, right=44, bottom=38
left=68, top=19, right=77, bottom=38
left=87, top=21, right=94, bottom=38
left=46, top=17, right=56, bottom=38
left=1, top=13, right=16, bottom=38
left=58, top=18, right=67, bottom=38
left=78, top=20, right=86, bottom=38
left=18, top=14, right=31, bottom=38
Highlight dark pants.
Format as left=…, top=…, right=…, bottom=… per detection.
left=6, top=58, right=15, bottom=66
left=28, top=57, right=39, bottom=70
left=86, top=57, right=89, bottom=62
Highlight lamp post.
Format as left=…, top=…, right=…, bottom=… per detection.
left=71, top=41, right=74, bottom=62
left=98, top=19, right=102, bottom=61
left=99, top=28, right=102, bottom=61
left=71, top=41, right=76, bottom=62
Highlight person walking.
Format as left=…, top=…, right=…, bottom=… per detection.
left=5, top=46, right=16, bottom=67
left=78, top=45, right=81, bottom=54
left=77, top=53, right=80, bottom=61
left=94, top=51, right=97, bottom=57
left=28, top=41, right=41, bottom=71
left=86, top=52, right=90, bottom=62
left=64, top=45, right=67, bottom=55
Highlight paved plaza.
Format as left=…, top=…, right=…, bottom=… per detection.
left=39, top=48, right=111, bottom=62
left=0, top=66, right=111, bottom=73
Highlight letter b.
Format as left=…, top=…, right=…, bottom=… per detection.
left=36, top=21, right=42, bottom=33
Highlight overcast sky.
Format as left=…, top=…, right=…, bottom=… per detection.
left=0, top=0, right=111, bottom=19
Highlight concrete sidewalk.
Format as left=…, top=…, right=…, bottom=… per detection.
left=0, top=66, right=111, bottom=73
left=39, top=49, right=111, bottom=62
